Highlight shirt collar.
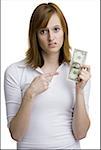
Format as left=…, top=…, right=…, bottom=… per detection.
left=17, top=60, right=68, bottom=73
left=35, top=62, right=68, bottom=74
left=35, top=67, right=44, bottom=74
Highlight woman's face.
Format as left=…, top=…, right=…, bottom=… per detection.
left=37, top=13, right=64, bottom=55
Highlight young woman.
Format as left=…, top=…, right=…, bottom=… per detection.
left=4, top=2, right=91, bottom=149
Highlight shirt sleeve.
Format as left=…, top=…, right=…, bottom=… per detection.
left=4, top=64, right=22, bottom=128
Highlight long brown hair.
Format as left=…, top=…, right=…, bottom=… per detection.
left=25, top=3, right=71, bottom=68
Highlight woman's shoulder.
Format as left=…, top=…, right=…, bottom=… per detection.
left=7, top=59, right=26, bottom=68
left=6, top=59, right=26, bottom=69
left=4, top=59, right=27, bottom=77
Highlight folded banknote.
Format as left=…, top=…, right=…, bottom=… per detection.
left=68, top=49, right=87, bottom=81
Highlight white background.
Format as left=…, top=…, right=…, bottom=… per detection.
left=1, top=0, right=100, bottom=149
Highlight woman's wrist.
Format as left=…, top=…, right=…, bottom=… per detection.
left=23, top=87, right=37, bottom=102
left=76, top=86, right=84, bottom=95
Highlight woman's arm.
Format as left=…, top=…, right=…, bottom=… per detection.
left=9, top=90, right=36, bottom=141
left=72, top=88, right=90, bottom=140
left=9, top=72, right=58, bottom=141
left=72, top=65, right=91, bottom=140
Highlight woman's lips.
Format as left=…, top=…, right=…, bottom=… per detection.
left=48, top=42, right=57, bottom=48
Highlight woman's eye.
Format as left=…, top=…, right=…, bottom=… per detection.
left=54, top=27, right=60, bottom=32
left=40, top=30, right=47, bottom=35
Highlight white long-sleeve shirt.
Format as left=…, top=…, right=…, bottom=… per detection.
left=4, top=60, right=90, bottom=149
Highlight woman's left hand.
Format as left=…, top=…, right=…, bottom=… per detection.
left=76, top=65, right=91, bottom=90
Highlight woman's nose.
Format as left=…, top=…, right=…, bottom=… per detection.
left=48, top=30, right=54, bottom=41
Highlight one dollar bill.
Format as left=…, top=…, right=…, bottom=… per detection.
left=68, top=49, right=87, bottom=81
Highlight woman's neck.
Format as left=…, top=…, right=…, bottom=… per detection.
left=43, top=52, right=59, bottom=66
left=41, top=52, right=60, bottom=73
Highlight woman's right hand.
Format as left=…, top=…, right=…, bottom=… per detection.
left=25, top=72, right=58, bottom=99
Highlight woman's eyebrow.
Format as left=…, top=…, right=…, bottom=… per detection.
left=39, top=25, right=61, bottom=31
left=53, top=25, right=61, bottom=27
left=49, top=24, right=61, bottom=27
left=39, top=27, right=48, bottom=31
